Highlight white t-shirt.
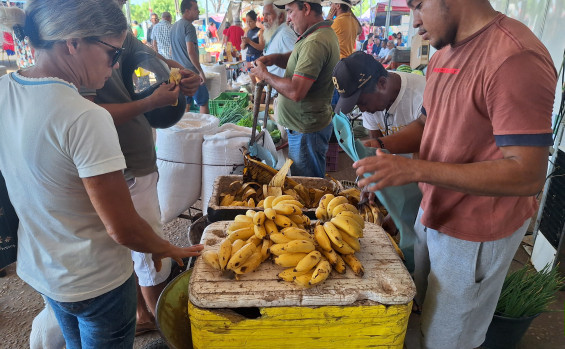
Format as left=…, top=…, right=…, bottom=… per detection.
left=0, top=72, right=132, bottom=302
left=363, top=71, right=425, bottom=135
left=265, top=23, right=297, bottom=83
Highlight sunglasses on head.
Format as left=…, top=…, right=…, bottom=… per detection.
left=95, top=39, right=124, bottom=67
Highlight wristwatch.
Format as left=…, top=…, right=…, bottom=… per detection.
left=376, top=138, right=385, bottom=149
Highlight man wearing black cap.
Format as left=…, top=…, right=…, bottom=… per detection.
left=250, top=0, right=339, bottom=177
left=333, top=51, right=425, bottom=156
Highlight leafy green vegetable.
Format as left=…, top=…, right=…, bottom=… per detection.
left=236, top=116, right=254, bottom=127
left=217, top=105, right=251, bottom=126
left=270, top=129, right=281, bottom=143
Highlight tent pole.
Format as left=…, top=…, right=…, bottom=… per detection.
left=384, top=0, right=392, bottom=38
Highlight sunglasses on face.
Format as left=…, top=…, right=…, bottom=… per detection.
left=95, top=39, right=124, bottom=67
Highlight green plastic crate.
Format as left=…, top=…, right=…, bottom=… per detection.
left=209, top=92, right=249, bottom=117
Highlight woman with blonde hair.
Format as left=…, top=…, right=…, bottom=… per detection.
left=0, top=1, right=202, bottom=347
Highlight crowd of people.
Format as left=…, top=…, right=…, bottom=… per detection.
left=0, top=0, right=558, bottom=348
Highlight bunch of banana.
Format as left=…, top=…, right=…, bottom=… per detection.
left=358, top=201, right=386, bottom=226
left=202, top=195, right=312, bottom=278
left=337, top=187, right=361, bottom=206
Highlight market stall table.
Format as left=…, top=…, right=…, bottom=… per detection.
left=188, top=221, right=416, bottom=348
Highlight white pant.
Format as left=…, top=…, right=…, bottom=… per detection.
left=413, top=208, right=528, bottom=349
left=127, top=172, right=171, bottom=287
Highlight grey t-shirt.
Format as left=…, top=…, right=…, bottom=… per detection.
left=170, top=18, right=198, bottom=73
left=83, top=32, right=158, bottom=180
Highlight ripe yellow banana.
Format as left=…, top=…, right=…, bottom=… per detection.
left=386, top=232, right=405, bottom=260
left=274, top=214, right=293, bottom=228
left=326, top=196, right=349, bottom=218
left=264, top=208, right=277, bottom=220
left=342, top=254, right=364, bottom=276
left=269, top=233, right=290, bottom=244
left=260, top=239, right=272, bottom=261
left=289, top=214, right=306, bottom=225
left=302, top=215, right=311, bottom=225
left=315, top=205, right=328, bottom=222
left=246, top=209, right=256, bottom=218
left=294, top=271, right=314, bottom=288
left=234, top=215, right=253, bottom=224
left=332, top=239, right=356, bottom=255
left=340, top=230, right=361, bottom=252
left=322, top=221, right=345, bottom=248
left=276, top=199, right=304, bottom=208
left=227, top=221, right=254, bottom=233
left=202, top=250, right=221, bottom=270
left=226, top=242, right=256, bottom=270
left=336, top=210, right=365, bottom=229
left=269, top=243, right=286, bottom=256
left=273, top=203, right=302, bottom=216
left=246, top=235, right=263, bottom=247
left=333, top=254, right=347, bottom=274
left=309, top=260, right=332, bottom=286
left=281, top=227, right=313, bottom=242
left=234, top=251, right=263, bottom=274
left=331, top=216, right=363, bottom=238
left=320, top=248, right=338, bottom=265
left=274, top=252, right=308, bottom=267
left=272, top=195, right=296, bottom=206
left=230, top=239, right=246, bottom=258
left=318, top=193, right=335, bottom=211
left=220, top=194, right=235, bottom=206
left=282, top=240, right=316, bottom=253
left=218, top=238, right=232, bottom=270
left=229, top=200, right=246, bottom=206
left=247, top=198, right=255, bottom=207
left=263, top=196, right=275, bottom=209
left=227, top=227, right=255, bottom=242
left=294, top=250, right=322, bottom=272
left=314, top=224, right=332, bottom=251
left=253, top=211, right=266, bottom=225
left=256, top=199, right=264, bottom=208
left=278, top=267, right=312, bottom=282
left=264, top=219, right=279, bottom=235
left=254, top=224, right=267, bottom=239
left=331, top=203, right=359, bottom=217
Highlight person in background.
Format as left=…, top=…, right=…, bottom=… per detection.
left=208, top=21, right=218, bottom=42
left=146, top=13, right=158, bottom=46
left=353, top=0, right=556, bottom=347
left=0, top=1, right=203, bottom=347
left=395, top=32, right=404, bottom=47
left=151, top=11, right=173, bottom=59
left=328, top=0, right=360, bottom=60
left=223, top=19, right=244, bottom=52
left=242, top=10, right=264, bottom=69
left=132, top=20, right=144, bottom=42
left=377, top=39, right=395, bottom=65
left=171, top=0, right=210, bottom=114
left=362, top=33, right=379, bottom=57
left=251, top=0, right=339, bottom=178
left=254, top=0, right=297, bottom=99
left=361, top=22, right=371, bottom=41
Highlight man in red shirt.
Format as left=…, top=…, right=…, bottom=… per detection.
left=223, top=19, right=245, bottom=51
left=353, top=0, right=556, bottom=347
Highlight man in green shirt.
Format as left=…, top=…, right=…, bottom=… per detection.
left=251, top=0, right=339, bottom=177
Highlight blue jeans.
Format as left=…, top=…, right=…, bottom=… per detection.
left=186, top=83, right=210, bottom=107
left=45, top=273, right=136, bottom=349
left=287, top=122, right=333, bottom=178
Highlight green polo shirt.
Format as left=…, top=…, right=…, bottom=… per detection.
left=277, top=20, right=339, bottom=133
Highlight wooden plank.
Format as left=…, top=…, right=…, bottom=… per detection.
left=189, top=221, right=416, bottom=308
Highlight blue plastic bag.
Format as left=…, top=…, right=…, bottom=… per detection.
left=333, top=112, right=421, bottom=272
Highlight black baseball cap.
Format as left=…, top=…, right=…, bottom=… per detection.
left=332, top=51, right=386, bottom=114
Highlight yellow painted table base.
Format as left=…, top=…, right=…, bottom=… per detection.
left=188, top=300, right=412, bottom=348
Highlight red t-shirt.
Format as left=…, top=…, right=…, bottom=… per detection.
left=419, top=14, right=556, bottom=242
left=224, top=25, right=244, bottom=51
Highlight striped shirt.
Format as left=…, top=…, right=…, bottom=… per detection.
left=151, top=20, right=173, bottom=59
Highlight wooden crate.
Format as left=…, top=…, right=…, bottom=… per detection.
left=207, top=175, right=341, bottom=222
left=188, top=221, right=416, bottom=348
